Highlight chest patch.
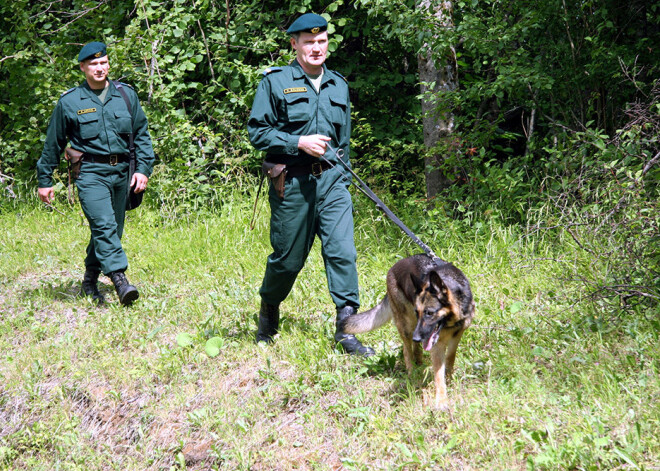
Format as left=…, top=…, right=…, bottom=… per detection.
left=77, top=108, right=97, bottom=115
left=283, top=87, right=307, bottom=94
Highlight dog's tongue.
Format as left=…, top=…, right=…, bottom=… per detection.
left=423, top=329, right=440, bottom=351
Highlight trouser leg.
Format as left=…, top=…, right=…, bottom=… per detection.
left=76, top=163, right=129, bottom=275
left=316, top=170, right=359, bottom=309
left=317, top=169, right=372, bottom=356
left=259, top=176, right=316, bottom=305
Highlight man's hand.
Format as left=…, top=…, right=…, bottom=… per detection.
left=131, top=173, right=149, bottom=193
left=38, top=187, right=54, bottom=204
left=298, top=134, right=331, bottom=158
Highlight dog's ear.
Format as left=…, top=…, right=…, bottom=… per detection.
left=410, top=273, right=424, bottom=293
left=428, top=270, right=447, bottom=296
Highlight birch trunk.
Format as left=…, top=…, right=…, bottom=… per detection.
left=418, top=0, right=457, bottom=199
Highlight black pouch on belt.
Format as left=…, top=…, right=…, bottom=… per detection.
left=262, top=161, right=287, bottom=199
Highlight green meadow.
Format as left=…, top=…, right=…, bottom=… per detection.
left=1, top=190, right=657, bottom=470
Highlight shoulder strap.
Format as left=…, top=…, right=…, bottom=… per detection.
left=113, top=81, right=138, bottom=208
left=60, top=87, right=76, bottom=97
left=330, top=69, right=348, bottom=83
left=113, top=81, right=135, bottom=154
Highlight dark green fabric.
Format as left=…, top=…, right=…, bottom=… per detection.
left=259, top=167, right=358, bottom=307
left=247, top=60, right=351, bottom=168
left=37, top=80, right=154, bottom=188
left=75, top=161, right=129, bottom=274
left=78, top=42, right=106, bottom=62
left=249, top=60, right=359, bottom=309
left=37, top=79, right=154, bottom=275
left=286, top=13, right=327, bottom=34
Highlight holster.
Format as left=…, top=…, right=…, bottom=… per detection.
left=64, top=147, right=83, bottom=180
left=262, top=161, right=287, bottom=199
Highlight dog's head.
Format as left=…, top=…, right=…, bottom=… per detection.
left=411, top=270, right=460, bottom=351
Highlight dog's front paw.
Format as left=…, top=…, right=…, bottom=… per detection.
left=434, top=400, right=450, bottom=412
left=422, top=391, right=450, bottom=411
left=433, top=393, right=450, bottom=411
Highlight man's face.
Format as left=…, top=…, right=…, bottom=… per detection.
left=80, top=56, right=109, bottom=89
left=291, top=31, right=328, bottom=74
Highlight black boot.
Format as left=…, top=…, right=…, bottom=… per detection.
left=81, top=268, right=105, bottom=304
left=109, top=271, right=139, bottom=306
left=256, top=300, right=280, bottom=343
left=335, top=306, right=375, bottom=357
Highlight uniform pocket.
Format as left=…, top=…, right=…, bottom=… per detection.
left=113, top=110, right=132, bottom=134
left=77, top=112, right=100, bottom=139
left=328, top=96, right=347, bottom=125
left=285, top=94, right=311, bottom=122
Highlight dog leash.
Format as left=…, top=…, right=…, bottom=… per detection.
left=322, top=144, right=442, bottom=264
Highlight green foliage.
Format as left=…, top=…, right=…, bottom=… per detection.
left=1, top=0, right=426, bottom=206
left=1, top=0, right=658, bottom=315
left=0, top=1, right=133, bottom=178
left=531, top=85, right=660, bottom=316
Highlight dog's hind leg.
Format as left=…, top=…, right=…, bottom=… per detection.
left=400, top=335, right=417, bottom=373
left=412, top=341, right=423, bottom=366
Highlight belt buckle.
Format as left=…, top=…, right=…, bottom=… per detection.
left=109, top=154, right=118, bottom=166
left=311, top=162, right=323, bottom=177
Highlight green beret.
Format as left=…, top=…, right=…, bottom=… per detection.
left=286, top=13, right=328, bottom=35
left=78, top=42, right=107, bottom=62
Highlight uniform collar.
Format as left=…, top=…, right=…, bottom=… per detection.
left=79, top=80, right=119, bottom=104
left=291, top=59, right=333, bottom=85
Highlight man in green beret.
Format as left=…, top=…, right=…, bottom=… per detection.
left=37, top=42, right=155, bottom=305
left=248, top=13, right=374, bottom=356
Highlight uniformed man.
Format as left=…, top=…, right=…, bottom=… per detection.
left=247, top=13, right=374, bottom=356
left=37, top=42, right=155, bottom=305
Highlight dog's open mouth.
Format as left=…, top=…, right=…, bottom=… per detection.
left=422, top=324, right=442, bottom=351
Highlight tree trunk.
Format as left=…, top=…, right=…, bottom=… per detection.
left=418, top=0, right=457, bottom=200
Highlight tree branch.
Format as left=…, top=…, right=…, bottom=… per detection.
left=197, top=20, right=215, bottom=81
left=642, top=151, right=660, bottom=176
left=43, top=0, right=111, bottom=35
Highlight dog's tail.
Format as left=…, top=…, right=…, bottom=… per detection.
left=340, top=295, right=393, bottom=334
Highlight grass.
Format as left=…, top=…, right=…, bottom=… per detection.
left=0, top=190, right=658, bottom=470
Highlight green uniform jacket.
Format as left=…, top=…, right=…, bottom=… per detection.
left=247, top=60, right=351, bottom=167
left=37, top=80, right=155, bottom=188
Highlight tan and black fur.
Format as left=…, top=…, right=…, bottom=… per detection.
left=340, top=254, right=475, bottom=409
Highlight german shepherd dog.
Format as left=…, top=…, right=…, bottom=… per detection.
left=340, top=254, right=474, bottom=410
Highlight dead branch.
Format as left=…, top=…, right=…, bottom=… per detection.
left=197, top=20, right=215, bottom=81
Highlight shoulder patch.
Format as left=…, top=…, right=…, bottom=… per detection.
left=262, top=67, right=283, bottom=76
left=114, top=81, right=135, bottom=90
left=60, top=87, right=76, bottom=97
left=330, top=70, right=348, bottom=83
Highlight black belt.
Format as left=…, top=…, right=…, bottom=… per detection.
left=82, top=153, right=130, bottom=165
left=283, top=160, right=333, bottom=177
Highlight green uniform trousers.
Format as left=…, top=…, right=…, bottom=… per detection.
left=260, top=166, right=359, bottom=309
left=75, top=161, right=129, bottom=275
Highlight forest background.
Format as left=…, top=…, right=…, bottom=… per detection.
left=0, top=0, right=659, bottom=470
